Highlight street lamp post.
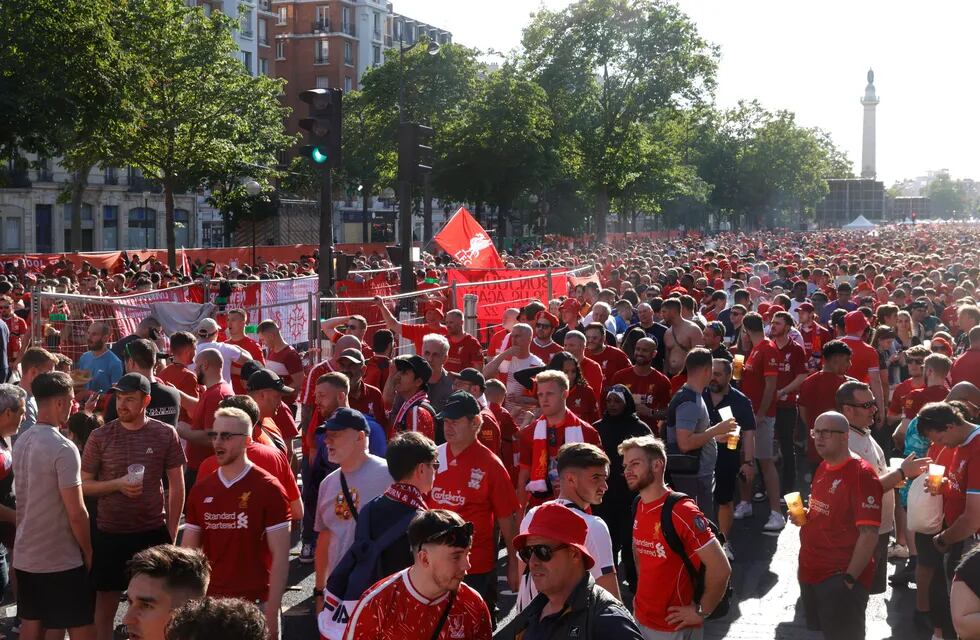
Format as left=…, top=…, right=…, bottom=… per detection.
left=245, top=179, right=262, bottom=267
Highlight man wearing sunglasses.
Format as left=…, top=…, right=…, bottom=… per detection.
left=886, top=344, right=929, bottom=448
left=182, top=407, right=291, bottom=640
left=903, top=354, right=952, bottom=424
left=344, top=509, right=491, bottom=640
left=497, top=502, right=642, bottom=640
left=530, top=310, right=563, bottom=363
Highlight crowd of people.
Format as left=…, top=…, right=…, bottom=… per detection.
left=1, top=224, right=980, bottom=639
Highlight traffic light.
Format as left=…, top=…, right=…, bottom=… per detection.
left=398, top=122, right=434, bottom=184
left=298, top=88, right=343, bottom=169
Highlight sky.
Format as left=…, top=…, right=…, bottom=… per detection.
left=392, top=0, right=980, bottom=185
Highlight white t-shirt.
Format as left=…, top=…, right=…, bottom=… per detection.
left=849, top=428, right=895, bottom=534
left=502, top=354, right=545, bottom=416
left=515, top=498, right=615, bottom=611
left=194, top=340, right=246, bottom=384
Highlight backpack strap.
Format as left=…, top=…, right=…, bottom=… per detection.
left=340, top=472, right=358, bottom=522
left=660, top=491, right=702, bottom=593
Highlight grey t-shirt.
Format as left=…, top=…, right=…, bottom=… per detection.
left=315, top=454, right=390, bottom=576
left=12, top=424, right=84, bottom=573
left=670, top=388, right=717, bottom=477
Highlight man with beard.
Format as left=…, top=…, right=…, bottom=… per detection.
left=81, top=372, right=185, bottom=640
left=77, top=321, right=123, bottom=396
left=703, top=322, right=733, bottom=362
left=609, top=338, right=671, bottom=433
left=621, top=435, right=731, bottom=639
left=176, top=349, right=233, bottom=490
left=105, top=339, right=181, bottom=428
left=444, top=310, right=483, bottom=373
left=182, top=408, right=291, bottom=640
left=769, top=311, right=808, bottom=498
left=662, top=299, right=705, bottom=377
left=553, top=298, right=586, bottom=346
left=584, top=323, right=631, bottom=393
left=529, top=310, right=563, bottom=362
left=343, top=510, right=491, bottom=640
left=629, top=303, right=668, bottom=373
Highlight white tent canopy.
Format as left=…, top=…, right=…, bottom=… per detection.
left=842, top=215, right=877, bottom=230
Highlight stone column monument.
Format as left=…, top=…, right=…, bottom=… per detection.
left=860, top=69, right=879, bottom=179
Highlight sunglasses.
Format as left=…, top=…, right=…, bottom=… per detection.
left=518, top=543, right=569, bottom=563
left=845, top=400, right=877, bottom=409
left=417, top=522, right=474, bottom=551
left=206, top=431, right=247, bottom=441
left=906, top=358, right=924, bottom=365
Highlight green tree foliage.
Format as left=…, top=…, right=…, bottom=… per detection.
left=112, top=0, right=292, bottom=269
left=927, top=171, right=967, bottom=219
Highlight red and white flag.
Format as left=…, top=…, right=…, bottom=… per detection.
left=433, top=207, right=504, bottom=269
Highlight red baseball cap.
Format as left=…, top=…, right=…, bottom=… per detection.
left=559, top=298, right=582, bottom=313
left=534, top=310, right=559, bottom=328
left=796, top=302, right=815, bottom=313
left=512, top=502, right=595, bottom=569
left=844, top=310, right=869, bottom=334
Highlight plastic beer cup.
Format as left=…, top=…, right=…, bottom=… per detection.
left=785, top=491, right=806, bottom=525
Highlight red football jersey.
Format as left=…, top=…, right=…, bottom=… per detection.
left=477, top=408, right=501, bottom=455
left=446, top=334, right=483, bottom=373
left=349, top=383, right=389, bottom=433
left=185, top=464, right=291, bottom=601
left=428, top=442, right=519, bottom=573
left=633, top=493, right=715, bottom=631
left=903, top=385, right=950, bottom=420
left=842, top=336, right=879, bottom=384
left=888, top=378, right=922, bottom=416
left=343, top=570, right=491, bottom=640
left=943, top=427, right=980, bottom=528
left=579, top=357, right=605, bottom=402
left=740, top=339, right=780, bottom=418
left=773, top=339, right=808, bottom=407
left=587, top=346, right=631, bottom=392
left=363, top=355, right=391, bottom=391
left=799, top=457, right=883, bottom=589
left=197, top=442, right=300, bottom=507
left=797, top=371, right=851, bottom=464
left=952, top=351, right=980, bottom=389
left=490, top=402, right=519, bottom=484
left=187, top=381, right=234, bottom=470
left=530, top=339, right=563, bottom=363
left=567, top=384, right=600, bottom=425
left=265, top=345, right=303, bottom=404
left=518, top=413, right=601, bottom=507
left=227, top=336, right=265, bottom=394
left=158, top=362, right=201, bottom=425
left=610, top=366, right=671, bottom=432
left=400, top=323, right=448, bottom=354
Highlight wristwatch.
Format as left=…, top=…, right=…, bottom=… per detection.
left=313, top=588, right=325, bottom=598
left=696, top=604, right=711, bottom=619
left=842, top=573, right=856, bottom=587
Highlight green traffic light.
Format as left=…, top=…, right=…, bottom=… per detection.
left=312, top=147, right=329, bottom=164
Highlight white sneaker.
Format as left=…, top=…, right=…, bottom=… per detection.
left=733, top=501, right=753, bottom=520
left=763, top=510, right=786, bottom=532
left=299, top=542, right=315, bottom=564
left=723, top=541, right=735, bottom=561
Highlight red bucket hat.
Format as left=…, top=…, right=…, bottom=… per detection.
left=844, top=310, right=869, bottom=335
left=512, top=502, right=595, bottom=569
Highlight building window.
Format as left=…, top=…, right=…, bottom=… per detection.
left=128, top=207, right=157, bottom=250
left=258, top=18, right=268, bottom=45
left=344, top=76, right=352, bottom=92
left=103, top=206, right=118, bottom=250
left=315, top=39, right=328, bottom=64
left=62, top=203, right=94, bottom=223
left=315, top=5, right=329, bottom=30
left=175, top=209, right=190, bottom=248
left=373, top=12, right=381, bottom=38
left=258, top=58, right=268, bottom=75
left=342, top=7, right=351, bottom=33
left=344, top=42, right=353, bottom=65
left=315, top=76, right=329, bottom=89
left=277, top=7, right=287, bottom=24
left=276, top=40, right=285, bottom=60
left=373, top=45, right=381, bottom=66
left=242, top=50, right=253, bottom=74
left=35, top=205, right=52, bottom=253
left=2, top=217, right=22, bottom=252
left=240, top=7, right=253, bottom=37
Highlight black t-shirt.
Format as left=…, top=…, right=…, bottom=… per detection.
left=109, top=334, right=140, bottom=361
left=104, top=381, right=181, bottom=427
left=955, top=546, right=980, bottom=597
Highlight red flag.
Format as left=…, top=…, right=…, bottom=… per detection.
left=433, top=207, right=504, bottom=268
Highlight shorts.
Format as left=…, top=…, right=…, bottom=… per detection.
left=754, top=416, right=776, bottom=460
left=713, top=445, right=740, bottom=505
left=800, top=574, right=868, bottom=640
left=671, top=474, right=716, bottom=522
left=639, top=623, right=703, bottom=640
left=92, top=526, right=171, bottom=591
left=16, top=565, right=94, bottom=628
left=916, top=531, right=944, bottom=569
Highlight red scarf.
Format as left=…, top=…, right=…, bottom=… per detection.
left=393, top=390, right=428, bottom=431
left=383, top=483, right=428, bottom=511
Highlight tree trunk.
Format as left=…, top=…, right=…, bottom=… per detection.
left=361, top=185, right=371, bottom=243
left=68, top=165, right=92, bottom=252
left=630, top=209, right=639, bottom=233
left=596, top=185, right=609, bottom=243
left=422, top=173, right=433, bottom=242
left=164, top=180, right=176, bottom=271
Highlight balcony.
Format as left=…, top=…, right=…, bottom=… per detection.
left=0, top=168, right=31, bottom=188
left=343, top=23, right=355, bottom=36
left=312, top=19, right=329, bottom=33
left=38, top=170, right=54, bottom=182
left=314, top=54, right=328, bottom=65
left=384, top=35, right=392, bottom=47
left=104, top=171, right=119, bottom=185
left=259, top=34, right=270, bottom=46
left=127, top=176, right=162, bottom=193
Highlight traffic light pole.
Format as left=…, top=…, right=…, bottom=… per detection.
left=398, top=177, right=414, bottom=302
left=318, top=169, right=334, bottom=296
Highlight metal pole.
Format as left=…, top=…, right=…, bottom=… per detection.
left=251, top=204, right=256, bottom=267
left=398, top=177, right=414, bottom=302
left=318, top=169, right=334, bottom=295
left=463, top=293, right=478, bottom=338
left=546, top=267, right=553, bottom=302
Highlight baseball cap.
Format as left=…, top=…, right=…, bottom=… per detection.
left=796, top=302, right=815, bottom=313
left=246, top=368, right=296, bottom=395
left=394, top=354, right=432, bottom=382
left=559, top=298, right=582, bottom=313
left=844, top=310, right=869, bottom=334
left=512, top=503, right=595, bottom=570
left=534, top=310, right=559, bottom=328
left=337, top=348, right=365, bottom=365
left=112, top=373, right=151, bottom=395
left=196, top=318, right=220, bottom=337
left=436, top=391, right=481, bottom=420
left=456, top=368, right=486, bottom=389
left=322, top=407, right=370, bottom=433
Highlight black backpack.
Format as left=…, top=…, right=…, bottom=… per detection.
left=631, top=491, right=733, bottom=620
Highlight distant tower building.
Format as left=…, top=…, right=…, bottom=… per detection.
left=860, top=68, right=879, bottom=179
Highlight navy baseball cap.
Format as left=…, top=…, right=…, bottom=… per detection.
left=437, top=391, right=481, bottom=420
left=323, top=407, right=370, bottom=433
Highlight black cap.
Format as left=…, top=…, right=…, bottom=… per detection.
left=112, top=373, right=151, bottom=395
left=437, top=390, right=481, bottom=420
left=246, top=368, right=296, bottom=395
left=393, top=354, right=432, bottom=382
left=455, top=368, right=485, bottom=389
left=240, top=359, right=263, bottom=381
left=323, top=407, right=370, bottom=433
left=337, top=348, right=365, bottom=365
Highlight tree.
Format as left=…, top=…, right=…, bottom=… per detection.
left=112, top=0, right=292, bottom=270
left=521, top=0, right=718, bottom=241
left=436, top=65, right=555, bottom=243
left=1, top=0, right=129, bottom=251
left=927, top=171, right=966, bottom=219
left=336, top=91, right=393, bottom=243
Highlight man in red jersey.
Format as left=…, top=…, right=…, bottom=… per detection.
left=560, top=331, right=604, bottom=402
left=886, top=344, right=928, bottom=448
left=429, top=391, right=519, bottom=617
left=363, top=330, right=395, bottom=391
left=302, top=334, right=363, bottom=437
left=739, top=312, right=784, bottom=530
left=450, top=369, right=501, bottom=454
left=336, top=348, right=388, bottom=433
left=529, top=310, right=563, bottom=362
left=157, top=332, right=202, bottom=435
left=177, top=349, right=233, bottom=490
left=798, top=340, right=854, bottom=474
left=584, top=322, right=631, bottom=395
left=182, top=407, right=291, bottom=640
left=0, top=295, right=27, bottom=363
left=343, top=509, right=491, bottom=640
left=516, top=370, right=600, bottom=509
left=790, top=411, right=883, bottom=640
left=952, top=326, right=980, bottom=388
left=487, top=308, right=519, bottom=358
left=797, top=302, right=832, bottom=372
left=257, top=320, right=304, bottom=405
left=485, top=379, right=519, bottom=483
left=621, top=435, right=731, bottom=638
left=609, top=337, right=671, bottom=433
left=374, top=296, right=448, bottom=354
left=444, top=310, right=483, bottom=373
left=903, top=354, right=952, bottom=422
left=769, top=311, right=808, bottom=496
left=225, top=309, right=266, bottom=394
left=840, top=311, right=885, bottom=425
